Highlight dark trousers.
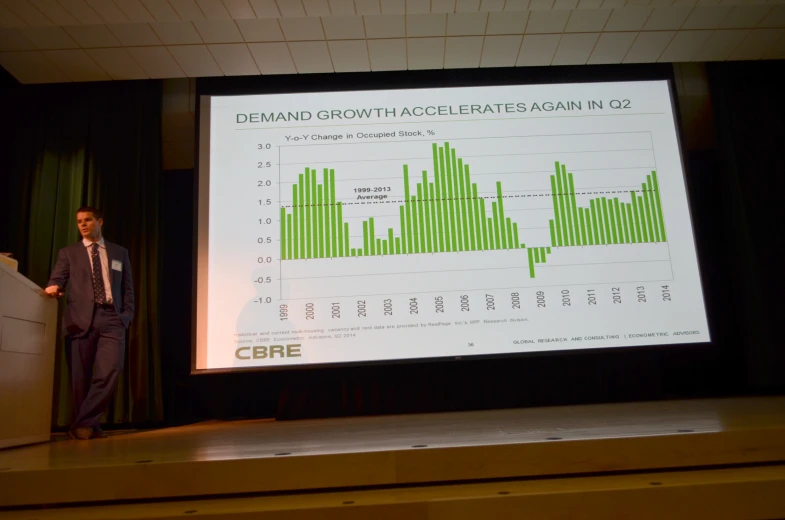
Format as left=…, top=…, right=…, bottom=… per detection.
left=69, top=305, right=126, bottom=430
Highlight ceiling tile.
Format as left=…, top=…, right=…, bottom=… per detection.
left=355, top=0, right=381, bottom=13
left=151, top=21, right=203, bottom=43
left=248, top=41, right=296, bottom=72
left=29, top=0, right=79, bottom=25
left=288, top=40, right=333, bottom=71
left=407, top=13, right=446, bottom=35
left=85, top=0, right=129, bottom=23
left=169, top=0, right=207, bottom=19
left=196, top=0, right=232, bottom=18
left=381, top=0, right=405, bottom=13
left=649, top=0, right=674, bottom=6
left=605, top=7, right=653, bottom=30
left=727, top=27, right=781, bottom=57
left=407, top=36, right=443, bottom=68
left=20, top=26, right=79, bottom=48
left=757, top=5, right=785, bottom=25
left=112, top=0, right=156, bottom=22
left=672, top=0, right=697, bottom=6
left=479, top=0, right=505, bottom=10
left=2, top=0, right=53, bottom=26
left=408, top=0, right=430, bottom=12
left=681, top=4, right=731, bottom=26
left=328, top=0, right=355, bottom=14
left=691, top=28, right=748, bottom=58
left=364, top=14, right=405, bottom=36
left=601, top=0, right=627, bottom=7
left=720, top=6, right=771, bottom=27
left=622, top=30, right=674, bottom=61
left=63, top=23, right=121, bottom=46
left=486, top=10, right=528, bottom=33
left=58, top=0, right=104, bottom=24
left=0, top=51, right=70, bottom=82
left=444, top=34, right=482, bottom=66
left=44, top=48, right=110, bottom=79
left=86, top=46, right=148, bottom=77
left=446, top=12, right=487, bottom=34
left=586, top=30, right=636, bottom=62
left=194, top=19, right=244, bottom=41
left=432, top=0, right=456, bottom=12
left=0, top=4, right=28, bottom=28
left=577, top=0, right=603, bottom=8
left=302, top=0, right=331, bottom=15
left=0, top=28, right=35, bottom=50
left=276, top=0, right=306, bottom=16
left=279, top=16, right=324, bottom=39
left=529, top=0, right=553, bottom=8
left=128, top=45, right=185, bottom=76
left=455, top=0, right=481, bottom=11
left=108, top=21, right=162, bottom=44
left=627, top=0, right=651, bottom=5
left=642, top=6, right=691, bottom=29
left=555, top=0, right=579, bottom=7
left=761, top=29, right=785, bottom=58
left=237, top=18, right=284, bottom=39
left=551, top=31, right=598, bottom=64
left=516, top=32, right=559, bottom=64
left=328, top=38, right=370, bottom=70
left=564, top=8, right=611, bottom=31
left=168, top=44, right=222, bottom=75
left=480, top=34, right=521, bottom=66
left=367, top=37, right=406, bottom=69
left=526, top=9, right=570, bottom=32
left=224, top=0, right=257, bottom=18
left=249, top=0, right=281, bottom=16
left=504, top=0, right=529, bottom=9
left=657, top=28, right=710, bottom=59
left=208, top=43, right=259, bottom=74
left=322, top=15, right=365, bottom=38
left=141, top=0, right=181, bottom=20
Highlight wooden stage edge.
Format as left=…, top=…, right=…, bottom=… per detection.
left=0, top=396, right=784, bottom=512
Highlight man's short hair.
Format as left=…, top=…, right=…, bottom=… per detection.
left=76, top=206, right=103, bottom=220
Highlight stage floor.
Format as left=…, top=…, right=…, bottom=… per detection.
left=1, top=396, right=784, bottom=511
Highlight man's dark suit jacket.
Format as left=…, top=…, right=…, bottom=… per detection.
left=47, top=241, right=135, bottom=337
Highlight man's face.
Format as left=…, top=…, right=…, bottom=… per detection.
left=76, top=212, right=103, bottom=241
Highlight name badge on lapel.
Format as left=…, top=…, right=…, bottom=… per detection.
left=111, top=260, right=122, bottom=272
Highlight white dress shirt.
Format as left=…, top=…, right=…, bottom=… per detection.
left=83, top=237, right=113, bottom=304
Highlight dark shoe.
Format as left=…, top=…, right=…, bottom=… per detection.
left=68, top=426, right=93, bottom=440
left=92, top=428, right=108, bottom=439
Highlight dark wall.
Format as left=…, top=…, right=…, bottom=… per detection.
left=158, top=62, right=782, bottom=425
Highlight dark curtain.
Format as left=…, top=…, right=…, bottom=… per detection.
left=0, top=73, right=164, bottom=428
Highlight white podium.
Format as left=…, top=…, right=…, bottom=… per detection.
left=0, top=261, right=58, bottom=448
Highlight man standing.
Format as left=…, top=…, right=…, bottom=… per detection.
left=45, top=206, right=134, bottom=440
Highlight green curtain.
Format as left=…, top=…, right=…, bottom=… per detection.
left=0, top=77, right=164, bottom=428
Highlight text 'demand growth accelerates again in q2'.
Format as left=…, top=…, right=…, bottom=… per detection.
left=198, top=80, right=709, bottom=371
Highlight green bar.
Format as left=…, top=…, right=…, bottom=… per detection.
left=546, top=246, right=551, bottom=253
left=369, top=217, right=376, bottom=256
left=492, top=202, right=501, bottom=249
left=344, top=222, right=350, bottom=256
left=561, top=169, right=574, bottom=245
left=376, top=238, right=381, bottom=254
left=647, top=176, right=660, bottom=242
left=625, top=203, right=636, bottom=243
left=432, top=144, right=444, bottom=252
left=292, top=186, right=299, bottom=260
left=642, top=181, right=654, bottom=242
left=417, top=184, right=426, bottom=253
left=388, top=228, right=394, bottom=256
left=439, top=146, right=451, bottom=252
left=304, top=169, right=311, bottom=258
left=399, top=206, right=406, bottom=254
left=382, top=241, right=388, bottom=255
left=298, top=174, right=304, bottom=259
left=513, top=222, right=520, bottom=248
left=421, top=173, right=431, bottom=252
left=607, top=197, right=618, bottom=244
left=287, top=214, right=293, bottom=260
left=459, top=160, right=469, bottom=250
left=351, top=248, right=357, bottom=257
left=601, top=197, right=612, bottom=244
left=311, top=169, right=317, bottom=257
left=506, top=218, right=513, bottom=250
left=403, top=165, right=413, bottom=254
left=473, top=185, right=482, bottom=250
left=465, top=167, right=476, bottom=250
left=652, top=171, right=666, bottom=241
left=411, top=196, right=420, bottom=253
left=631, top=193, right=643, bottom=242
left=527, top=247, right=535, bottom=278
left=618, top=200, right=629, bottom=244
left=487, top=218, right=495, bottom=249
left=395, top=237, right=401, bottom=254
left=363, top=220, right=369, bottom=255
left=429, top=184, right=437, bottom=253
left=555, top=163, right=567, bottom=246
left=480, top=198, right=489, bottom=249
left=330, top=169, right=337, bottom=256
left=550, top=175, right=562, bottom=247
left=585, top=208, right=594, bottom=245
left=534, top=247, right=540, bottom=262
left=614, top=198, right=624, bottom=244
left=591, top=199, right=603, bottom=245
left=539, top=247, right=547, bottom=264
left=317, top=184, right=324, bottom=257
left=357, top=251, right=363, bottom=256
left=444, top=144, right=455, bottom=251
left=336, top=203, right=344, bottom=257
left=496, top=182, right=508, bottom=249
left=567, top=170, right=581, bottom=245
left=280, top=207, right=286, bottom=260
left=323, top=169, right=330, bottom=257
left=578, top=207, right=587, bottom=245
